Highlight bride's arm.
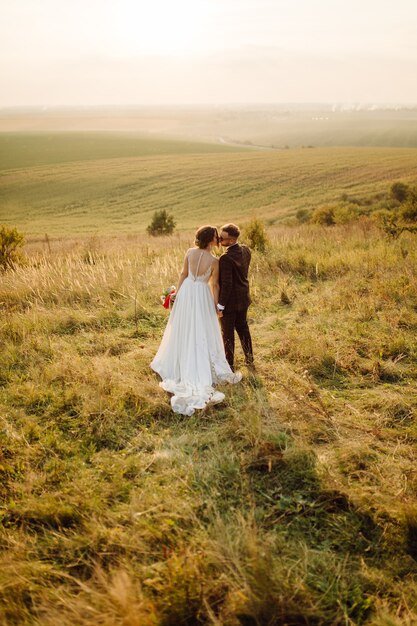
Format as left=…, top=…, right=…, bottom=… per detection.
left=210, top=259, right=220, bottom=306
left=176, top=250, right=190, bottom=294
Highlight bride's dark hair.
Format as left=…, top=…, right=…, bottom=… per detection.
left=195, top=225, right=219, bottom=249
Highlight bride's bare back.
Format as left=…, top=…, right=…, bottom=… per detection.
left=187, top=248, right=216, bottom=280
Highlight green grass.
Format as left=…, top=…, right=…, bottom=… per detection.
left=1, top=225, right=417, bottom=624
left=1, top=133, right=417, bottom=236
left=0, top=132, right=239, bottom=170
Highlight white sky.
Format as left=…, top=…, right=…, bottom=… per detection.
left=1, top=0, right=417, bottom=106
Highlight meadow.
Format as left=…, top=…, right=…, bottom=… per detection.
left=1, top=126, right=417, bottom=624
left=1, top=224, right=417, bottom=625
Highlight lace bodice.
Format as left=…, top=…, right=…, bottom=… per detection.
left=188, top=251, right=213, bottom=283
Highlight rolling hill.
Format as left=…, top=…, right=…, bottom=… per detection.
left=1, top=133, right=416, bottom=237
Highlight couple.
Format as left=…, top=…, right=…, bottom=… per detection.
left=151, top=223, right=254, bottom=416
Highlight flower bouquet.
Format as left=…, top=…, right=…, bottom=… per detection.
left=161, top=285, right=176, bottom=309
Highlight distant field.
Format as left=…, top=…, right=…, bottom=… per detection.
left=2, top=106, right=417, bottom=148
left=0, top=132, right=238, bottom=170
left=212, top=109, right=417, bottom=149
left=0, top=132, right=416, bottom=237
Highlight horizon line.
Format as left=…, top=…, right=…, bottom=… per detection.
left=1, top=101, right=417, bottom=111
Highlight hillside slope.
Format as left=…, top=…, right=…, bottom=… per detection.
left=1, top=136, right=417, bottom=236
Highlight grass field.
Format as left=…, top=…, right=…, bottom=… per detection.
left=1, top=124, right=417, bottom=623
left=1, top=225, right=417, bottom=624
left=1, top=133, right=417, bottom=237
left=0, top=132, right=239, bottom=171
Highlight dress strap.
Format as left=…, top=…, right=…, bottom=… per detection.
left=194, top=251, right=204, bottom=278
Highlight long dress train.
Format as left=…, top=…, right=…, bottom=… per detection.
left=150, top=253, right=241, bottom=416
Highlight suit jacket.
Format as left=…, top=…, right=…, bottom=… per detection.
left=218, top=243, right=251, bottom=311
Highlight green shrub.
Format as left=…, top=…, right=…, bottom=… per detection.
left=243, top=218, right=269, bottom=252
left=379, top=212, right=403, bottom=239
left=333, top=204, right=361, bottom=224
left=310, top=206, right=335, bottom=226
left=400, top=188, right=417, bottom=222
left=379, top=185, right=417, bottom=238
left=0, top=224, right=25, bottom=270
left=379, top=210, right=417, bottom=239
left=295, top=209, right=310, bottom=224
left=390, top=181, right=409, bottom=203
left=146, top=209, right=176, bottom=236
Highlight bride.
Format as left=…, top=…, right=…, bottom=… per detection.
left=151, top=225, right=242, bottom=416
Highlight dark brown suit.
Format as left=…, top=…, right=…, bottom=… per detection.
left=218, top=243, right=253, bottom=370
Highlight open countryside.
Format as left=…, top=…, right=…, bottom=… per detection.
left=1, top=113, right=417, bottom=624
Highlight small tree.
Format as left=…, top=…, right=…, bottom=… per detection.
left=0, top=224, right=25, bottom=270
left=146, top=210, right=176, bottom=236
left=243, top=218, right=269, bottom=252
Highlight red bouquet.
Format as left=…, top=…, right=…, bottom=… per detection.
left=161, top=285, right=176, bottom=309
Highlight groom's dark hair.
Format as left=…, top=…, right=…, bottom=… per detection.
left=221, top=223, right=240, bottom=239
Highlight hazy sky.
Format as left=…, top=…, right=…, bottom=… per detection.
left=1, top=0, right=417, bottom=106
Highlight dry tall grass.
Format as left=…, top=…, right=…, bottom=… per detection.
left=1, top=224, right=416, bottom=625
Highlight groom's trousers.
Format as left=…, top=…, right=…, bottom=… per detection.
left=220, top=307, right=254, bottom=371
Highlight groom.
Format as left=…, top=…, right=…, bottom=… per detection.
left=217, top=223, right=254, bottom=371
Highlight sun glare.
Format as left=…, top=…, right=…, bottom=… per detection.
left=113, top=0, right=210, bottom=56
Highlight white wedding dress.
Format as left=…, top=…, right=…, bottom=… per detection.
left=151, top=251, right=242, bottom=416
